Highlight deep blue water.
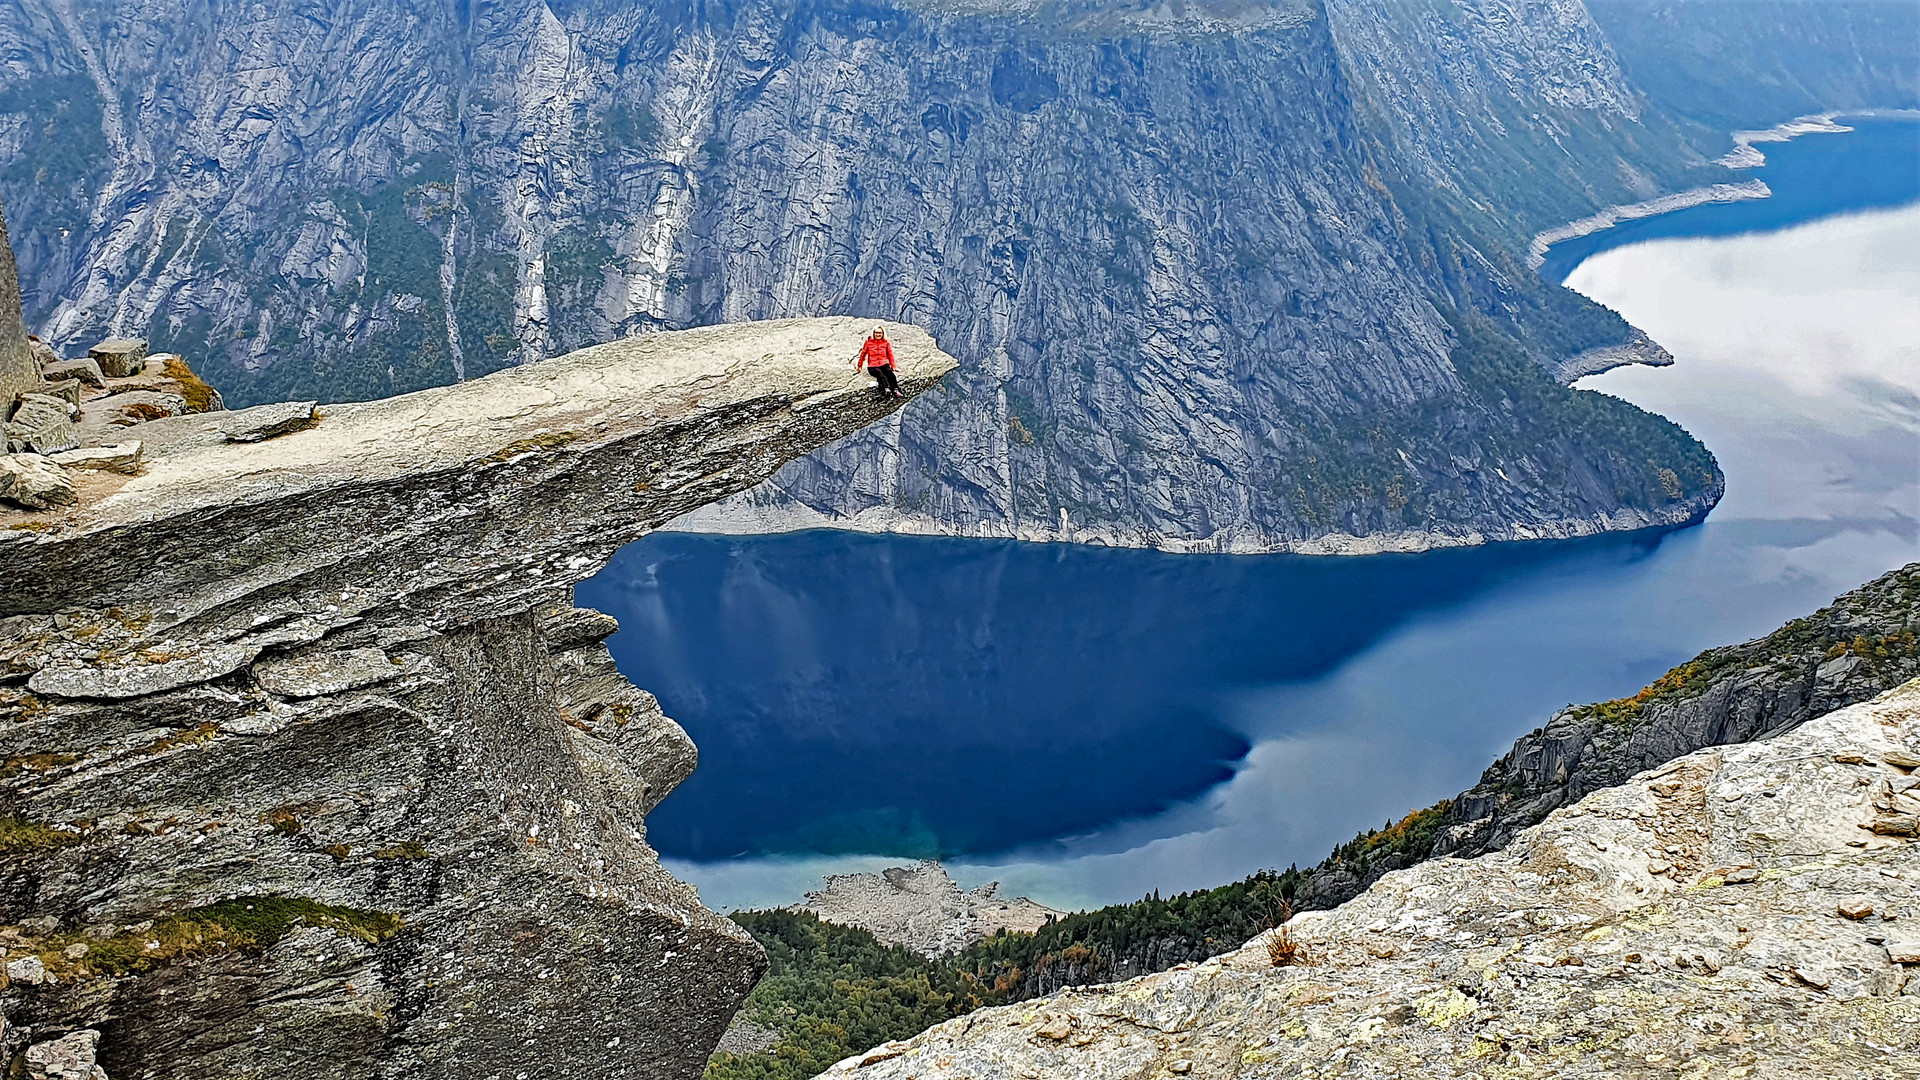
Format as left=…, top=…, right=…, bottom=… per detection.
left=1538, top=116, right=1920, bottom=283
left=579, top=526, right=1678, bottom=861
left=577, top=117, right=1920, bottom=910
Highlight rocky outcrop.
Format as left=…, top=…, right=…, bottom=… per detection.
left=796, top=861, right=1064, bottom=958
left=825, top=679, right=1920, bottom=1078
left=1296, top=561, right=1920, bottom=911
left=1552, top=327, right=1674, bottom=383
left=0, top=317, right=956, bottom=1078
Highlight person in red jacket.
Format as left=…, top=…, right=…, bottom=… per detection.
left=855, top=325, right=903, bottom=398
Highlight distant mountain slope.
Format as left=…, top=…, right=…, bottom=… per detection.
left=0, top=0, right=1902, bottom=550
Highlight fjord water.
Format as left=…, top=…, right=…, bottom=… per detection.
left=578, top=121, right=1920, bottom=911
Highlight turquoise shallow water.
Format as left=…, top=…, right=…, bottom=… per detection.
left=577, top=120, right=1920, bottom=910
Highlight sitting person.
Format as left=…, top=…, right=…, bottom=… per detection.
left=855, top=325, right=902, bottom=398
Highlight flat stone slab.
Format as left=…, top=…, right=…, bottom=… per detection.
left=42, top=358, right=104, bottom=387
left=88, top=337, right=148, bottom=378
left=28, top=643, right=259, bottom=699
left=49, top=441, right=142, bottom=475
left=254, top=647, right=401, bottom=698
left=220, top=400, right=318, bottom=442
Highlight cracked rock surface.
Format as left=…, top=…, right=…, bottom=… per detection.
left=0, top=317, right=955, bottom=1079
left=826, top=680, right=1920, bottom=1079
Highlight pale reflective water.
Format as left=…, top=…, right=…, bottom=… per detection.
left=580, top=130, right=1920, bottom=912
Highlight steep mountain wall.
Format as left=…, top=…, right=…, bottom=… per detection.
left=0, top=318, right=956, bottom=1078
left=0, top=0, right=1727, bottom=552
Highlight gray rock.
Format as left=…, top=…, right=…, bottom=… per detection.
left=27, top=643, right=260, bottom=699
left=24, top=1029, right=108, bottom=1080
left=5, top=955, right=47, bottom=985
left=88, top=338, right=148, bottom=378
left=0, top=452, right=76, bottom=509
left=253, top=647, right=400, bottom=698
left=41, top=378, right=81, bottom=406
left=48, top=441, right=142, bottom=475
left=0, top=319, right=955, bottom=1080
left=6, top=395, right=78, bottom=454
left=42, top=358, right=104, bottom=387
left=28, top=336, right=61, bottom=370
left=219, top=400, right=317, bottom=442
left=797, top=861, right=1064, bottom=958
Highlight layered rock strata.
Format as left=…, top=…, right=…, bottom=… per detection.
left=827, top=680, right=1920, bottom=1078
left=0, top=317, right=955, bottom=1078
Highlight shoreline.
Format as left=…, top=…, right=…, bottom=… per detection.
left=663, top=488, right=1716, bottom=556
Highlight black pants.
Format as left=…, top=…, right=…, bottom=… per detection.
left=868, top=364, right=900, bottom=394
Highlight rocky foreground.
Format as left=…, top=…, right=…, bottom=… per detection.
left=827, top=681, right=1920, bottom=1079
left=0, top=318, right=954, bottom=1078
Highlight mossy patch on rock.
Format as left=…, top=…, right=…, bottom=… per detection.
left=0, top=817, right=80, bottom=854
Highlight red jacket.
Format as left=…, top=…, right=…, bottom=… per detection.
left=858, top=338, right=895, bottom=369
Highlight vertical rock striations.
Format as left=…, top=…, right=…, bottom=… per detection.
left=0, top=0, right=1741, bottom=552
left=0, top=318, right=957, bottom=1078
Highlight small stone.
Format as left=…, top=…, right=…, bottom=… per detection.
left=1648, top=860, right=1672, bottom=875
left=1838, top=899, right=1875, bottom=920
left=1884, top=750, right=1920, bottom=770
left=62, top=942, right=87, bottom=960
left=1833, top=752, right=1873, bottom=765
left=88, top=337, right=149, bottom=378
left=48, top=441, right=143, bottom=475
left=24, top=1028, right=106, bottom=1080
left=0, top=453, right=77, bottom=510
left=1884, top=940, right=1920, bottom=964
left=1724, top=867, right=1760, bottom=884
left=855, top=1042, right=907, bottom=1066
left=220, top=400, right=318, bottom=442
left=1170, top=1062, right=1194, bottom=1074
left=20, top=915, right=59, bottom=935
left=1870, top=813, right=1920, bottom=838
left=1791, top=965, right=1831, bottom=989
left=5, top=955, right=48, bottom=984
left=1037, top=1016, right=1072, bottom=1040
left=41, top=358, right=103, bottom=387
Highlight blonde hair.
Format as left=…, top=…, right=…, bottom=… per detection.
left=872, top=325, right=886, bottom=337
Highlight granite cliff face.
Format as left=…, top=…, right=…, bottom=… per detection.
left=0, top=0, right=1756, bottom=553
left=824, top=679, right=1920, bottom=1078
left=0, top=318, right=956, bottom=1077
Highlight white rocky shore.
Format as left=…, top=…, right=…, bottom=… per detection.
left=797, top=861, right=1064, bottom=958
left=824, top=681, right=1920, bottom=1079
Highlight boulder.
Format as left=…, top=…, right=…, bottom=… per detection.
left=43, top=358, right=104, bottom=387
left=24, top=1029, right=108, bottom=1080
left=87, top=337, right=147, bottom=378
left=0, top=453, right=77, bottom=509
left=42, top=378, right=82, bottom=406
left=220, top=399, right=317, bottom=442
left=49, top=441, right=142, bottom=475
left=6, top=394, right=78, bottom=453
